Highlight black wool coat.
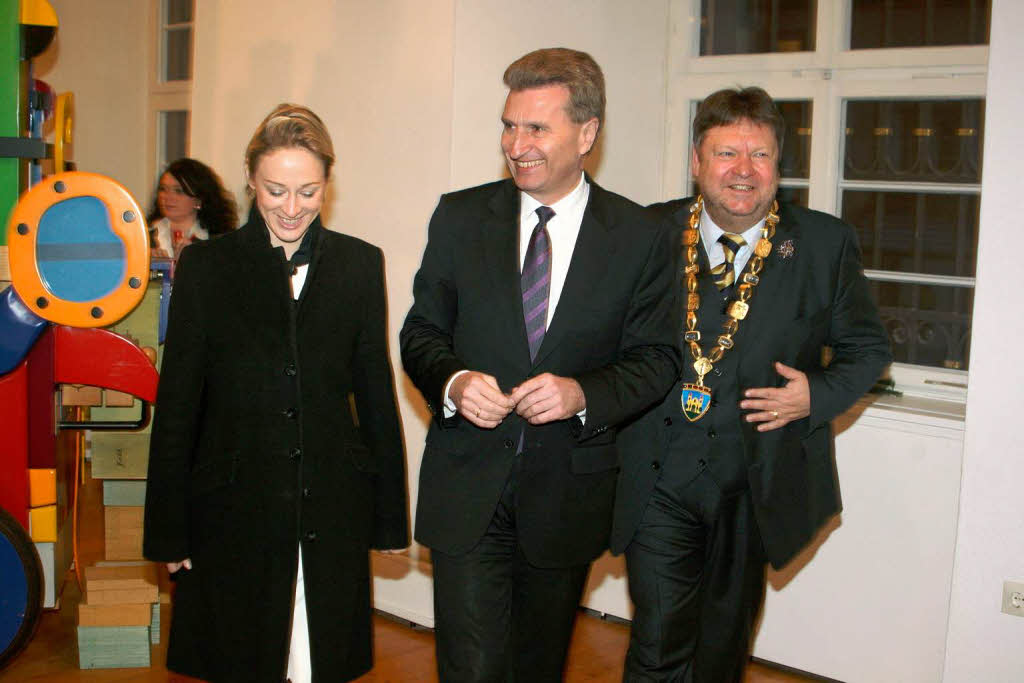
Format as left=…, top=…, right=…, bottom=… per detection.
left=143, top=214, right=408, bottom=682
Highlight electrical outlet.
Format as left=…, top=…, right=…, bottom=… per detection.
left=1002, top=581, right=1024, bottom=617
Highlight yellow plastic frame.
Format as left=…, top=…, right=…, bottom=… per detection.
left=54, top=92, right=73, bottom=173
left=7, top=172, right=150, bottom=328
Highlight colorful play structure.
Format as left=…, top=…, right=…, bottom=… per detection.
left=0, top=1, right=159, bottom=668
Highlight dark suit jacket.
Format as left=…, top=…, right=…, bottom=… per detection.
left=400, top=178, right=680, bottom=568
left=612, top=198, right=892, bottom=569
left=143, top=215, right=408, bottom=682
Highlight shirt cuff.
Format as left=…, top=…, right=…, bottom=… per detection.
left=442, top=370, right=471, bottom=418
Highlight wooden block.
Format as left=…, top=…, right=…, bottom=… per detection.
left=85, top=585, right=159, bottom=605
left=29, top=504, right=57, bottom=543
left=85, top=564, right=158, bottom=591
left=78, top=602, right=152, bottom=627
left=61, top=384, right=103, bottom=406
left=104, top=536, right=144, bottom=561
left=29, top=468, right=57, bottom=507
left=102, top=480, right=147, bottom=506
left=103, top=507, right=145, bottom=561
left=0, top=245, right=8, bottom=282
left=90, top=433, right=150, bottom=480
left=104, top=505, right=143, bottom=529
left=77, top=625, right=151, bottom=669
left=103, top=390, right=135, bottom=407
left=150, top=602, right=160, bottom=644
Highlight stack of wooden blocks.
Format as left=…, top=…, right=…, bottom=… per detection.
left=81, top=431, right=161, bottom=668
left=91, top=432, right=150, bottom=561
left=77, top=563, right=160, bottom=668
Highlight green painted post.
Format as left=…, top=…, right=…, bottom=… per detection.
left=0, top=0, right=22, bottom=246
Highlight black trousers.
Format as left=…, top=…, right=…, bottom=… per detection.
left=623, top=455, right=766, bottom=683
left=432, top=460, right=590, bottom=682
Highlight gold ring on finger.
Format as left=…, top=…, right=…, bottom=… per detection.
left=771, top=410, right=779, bottom=419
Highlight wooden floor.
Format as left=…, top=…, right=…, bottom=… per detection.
left=2, top=467, right=813, bottom=682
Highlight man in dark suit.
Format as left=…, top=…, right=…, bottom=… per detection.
left=612, top=87, right=892, bottom=682
left=401, top=48, right=680, bottom=681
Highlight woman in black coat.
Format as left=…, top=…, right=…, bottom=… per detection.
left=143, top=104, right=409, bottom=683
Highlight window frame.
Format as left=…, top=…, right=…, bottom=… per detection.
left=147, top=0, right=194, bottom=189
left=666, top=0, right=988, bottom=401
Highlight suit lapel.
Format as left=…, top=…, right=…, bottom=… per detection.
left=531, top=183, right=614, bottom=367
left=735, top=206, right=802, bottom=375
left=484, top=181, right=534, bottom=368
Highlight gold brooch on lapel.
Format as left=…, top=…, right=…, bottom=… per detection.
left=778, top=239, right=795, bottom=259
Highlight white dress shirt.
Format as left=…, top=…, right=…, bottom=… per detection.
left=443, top=173, right=590, bottom=415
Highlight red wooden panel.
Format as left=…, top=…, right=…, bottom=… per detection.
left=0, top=363, right=31, bottom=529
left=53, top=327, right=158, bottom=402
left=26, top=328, right=56, bottom=468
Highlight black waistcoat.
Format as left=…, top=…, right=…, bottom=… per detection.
left=660, top=250, right=749, bottom=494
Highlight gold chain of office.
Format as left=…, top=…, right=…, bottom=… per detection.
left=683, top=194, right=779, bottom=387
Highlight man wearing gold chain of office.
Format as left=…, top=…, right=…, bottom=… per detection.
left=612, top=87, right=892, bottom=682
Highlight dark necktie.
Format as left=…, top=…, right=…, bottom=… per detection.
left=711, top=232, right=746, bottom=291
left=522, top=206, right=555, bottom=361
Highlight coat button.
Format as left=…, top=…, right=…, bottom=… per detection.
left=710, top=398, right=718, bottom=407
left=283, top=408, right=297, bottom=419
left=289, top=447, right=302, bottom=460
left=302, top=488, right=311, bottom=499
left=707, top=428, right=717, bottom=439
left=699, top=458, right=707, bottom=468
left=284, top=364, right=297, bottom=377
left=503, top=438, right=514, bottom=449
left=663, top=417, right=672, bottom=426
left=651, top=461, right=661, bottom=470
left=304, top=531, right=317, bottom=542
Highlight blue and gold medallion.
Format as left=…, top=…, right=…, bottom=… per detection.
left=681, top=383, right=712, bottom=422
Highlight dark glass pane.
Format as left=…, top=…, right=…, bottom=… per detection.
left=842, top=190, right=978, bottom=277
left=700, top=0, right=816, bottom=55
left=166, top=0, right=192, bottom=24
left=162, top=111, right=189, bottom=166
left=871, top=281, right=972, bottom=369
left=776, top=186, right=808, bottom=206
left=844, top=99, right=984, bottom=183
left=850, top=0, right=990, bottom=49
left=778, top=100, right=812, bottom=178
left=164, top=27, right=192, bottom=81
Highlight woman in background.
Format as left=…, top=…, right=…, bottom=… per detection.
left=147, top=157, right=237, bottom=259
left=143, top=104, right=408, bottom=683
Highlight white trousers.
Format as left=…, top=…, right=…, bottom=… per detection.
left=286, top=548, right=312, bottom=683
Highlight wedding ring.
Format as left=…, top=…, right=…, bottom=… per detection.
left=771, top=410, right=779, bottom=419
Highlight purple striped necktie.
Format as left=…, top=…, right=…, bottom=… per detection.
left=522, top=206, right=555, bottom=361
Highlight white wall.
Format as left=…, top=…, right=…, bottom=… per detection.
left=942, top=1, right=1024, bottom=680
left=450, top=0, right=670, bottom=203
left=33, top=0, right=149, bottom=204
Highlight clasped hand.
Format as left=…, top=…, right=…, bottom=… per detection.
left=451, top=371, right=585, bottom=428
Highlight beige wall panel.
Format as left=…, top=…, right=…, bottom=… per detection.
left=34, top=0, right=150, bottom=205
